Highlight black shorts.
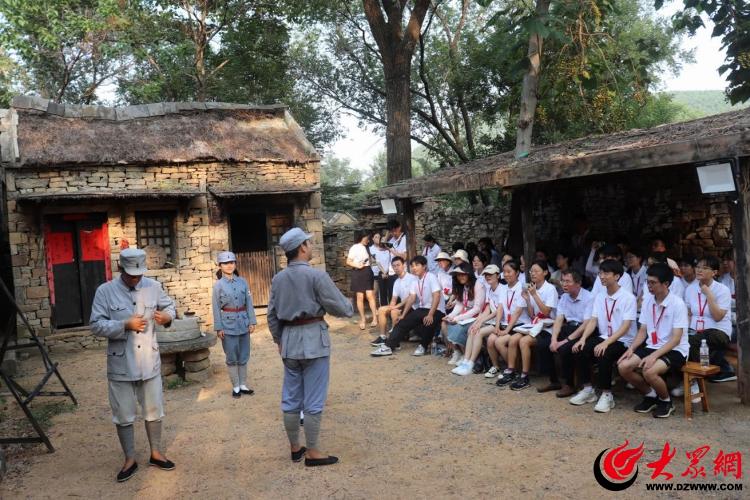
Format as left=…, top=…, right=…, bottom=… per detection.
left=634, top=346, right=686, bottom=374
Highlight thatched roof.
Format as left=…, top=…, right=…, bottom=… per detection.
left=2, top=96, right=318, bottom=167
left=381, top=107, right=750, bottom=198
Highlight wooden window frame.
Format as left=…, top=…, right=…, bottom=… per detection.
left=135, top=210, right=177, bottom=268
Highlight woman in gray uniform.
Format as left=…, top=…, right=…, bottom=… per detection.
left=212, top=251, right=257, bottom=398
left=90, top=248, right=177, bottom=482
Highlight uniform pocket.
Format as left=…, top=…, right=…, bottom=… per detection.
left=107, top=343, right=127, bottom=376
left=320, top=324, right=331, bottom=347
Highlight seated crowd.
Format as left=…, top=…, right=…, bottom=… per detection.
left=362, top=223, right=738, bottom=419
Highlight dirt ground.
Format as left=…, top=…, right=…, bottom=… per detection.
left=2, top=318, right=749, bottom=499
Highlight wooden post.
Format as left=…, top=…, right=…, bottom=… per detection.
left=403, top=198, right=417, bottom=260
left=733, top=157, right=750, bottom=404
left=506, top=188, right=524, bottom=256
left=520, top=186, right=536, bottom=283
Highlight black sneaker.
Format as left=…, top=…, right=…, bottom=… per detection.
left=510, top=375, right=530, bottom=391
left=496, top=371, right=517, bottom=387
left=652, top=399, right=675, bottom=418
left=634, top=396, right=658, bottom=413
left=370, top=336, right=386, bottom=347
left=708, top=371, right=737, bottom=383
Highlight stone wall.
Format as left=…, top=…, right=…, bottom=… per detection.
left=323, top=225, right=358, bottom=293
left=5, top=161, right=323, bottom=338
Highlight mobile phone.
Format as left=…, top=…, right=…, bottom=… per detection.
left=385, top=242, right=393, bottom=248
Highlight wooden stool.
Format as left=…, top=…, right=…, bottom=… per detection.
left=681, top=362, right=720, bottom=419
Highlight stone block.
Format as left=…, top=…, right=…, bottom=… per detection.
left=163, top=373, right=181, bottom=386
left=179, top=348, right=210, bottom=362
left=161, top=361, right=177, bottom=376
left=184, top=358, right=210, bottom=372
left=184, top=368, right=211, bottom=383
left=26, top=286, right=49, bottom=299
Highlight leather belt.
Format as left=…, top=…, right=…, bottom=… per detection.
left=283, top=316, right=325, bottom=326
left=222, top=306, right=247, bottom=312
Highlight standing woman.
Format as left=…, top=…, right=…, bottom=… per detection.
left=347, top=230, right=378, bottom=330
left=213, top=251, right=257, bottom=399
left=370, top=231, right=394, bottom=307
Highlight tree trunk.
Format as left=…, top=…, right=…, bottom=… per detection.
left=515, top=0, right=550, bottom=159
left=384, top=58, right=413, bottom=184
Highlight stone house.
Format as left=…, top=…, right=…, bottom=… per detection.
left=0, top=96, right=323, bottom=342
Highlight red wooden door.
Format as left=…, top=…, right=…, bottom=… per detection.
left=44, top=214, right=111, bottom=328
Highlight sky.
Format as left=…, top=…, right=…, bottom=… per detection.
left=330, top=4, right=730, bottom=173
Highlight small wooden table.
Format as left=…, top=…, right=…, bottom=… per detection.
left=681, top=361, right=720, bottom=419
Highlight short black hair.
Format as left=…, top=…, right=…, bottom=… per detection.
left=410, top=255, right=428, bottom=267
left=503, top=259, right=521, bottom=273
left=530, top=259, right=550, bottom=279
left=391, top=255, right=405, bottom=265
left=646, top=262, right=673, bottom=286
left=472, top=251, right=490, bottom=266
left=627, top=247, right=645, bottom=259
left=424, top=234, right=436, bottom=243
left=285, top=246, right=302, bottom=262
left=678, top=254, right=697, bottom=267
left=386, top=219, right=401, bottom=231
left=698, top=255, right=721, bottom=272
left=452, top=241, right=465, bottom=252
left=599, top=259, right=624, bottom=277
left=561, top=269, right=582, bottom=284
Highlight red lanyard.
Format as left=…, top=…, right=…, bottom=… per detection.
left=417, top=276, right=426, bottom=305
left=651, top=303, right=666, bottom=345
left=697, top=292, right=708, bottom=317
left=696, top=292, right=708, bottom=332
left=605, top=298, right=617, bottom=336
left=506, top=288, right=516, bottom=323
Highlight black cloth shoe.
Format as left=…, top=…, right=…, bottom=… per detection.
left=370, top=336, right=386, bottom=346
left=305, top=455, right=339, bottom=467
left=708, top=371, right=737, bottom=383
left=116, top=462, right=138, bottom=483
left=510, top=375, right=531, bottom=391
left=149, top=457, right=176, bottom=471
left=496, top=371, right=517, bottom=387
left=291, top=446, right=307, bottom=462
left=652, top=399, right=675, bottom=418
left=634, top=396, right=658, bottom=413
left=232, top=390, right=241, bottom=399
left=239, top=388, right=254, bottom=395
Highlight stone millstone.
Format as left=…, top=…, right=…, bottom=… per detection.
left=180, top=348, right=210, bottom=362
left=158, top=332, right=217, bottom=355
left=160, top=353, right=177, bottom=363
left=184, top=368, right=211, bottom=383
left=184, top=358, right=210, bottom=372
left=156, top=317, right=201, bottom=343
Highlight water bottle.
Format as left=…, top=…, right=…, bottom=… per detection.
left=700, top=339, right=710, bottom=367
left=430, top=340, right=437, bottom=356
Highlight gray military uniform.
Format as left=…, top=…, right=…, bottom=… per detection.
left=91, top=276, right=175, bottom=424
left=268, top=260, right=352, bottom=414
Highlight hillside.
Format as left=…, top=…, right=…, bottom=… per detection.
left=666, top=90, right=749, bottom=120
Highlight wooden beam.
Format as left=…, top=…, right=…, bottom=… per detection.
left=733, top=157, right=750, bottom=404
left=520, top=187, right=536, bottom=284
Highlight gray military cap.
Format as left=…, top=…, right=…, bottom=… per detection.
left=279, top=227, right=312, bottom=252
left=120, top=248, right=147, bottom=276
left=217, top=251, right=237, bottom=264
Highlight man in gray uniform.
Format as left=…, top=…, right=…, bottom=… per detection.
left=268, top=227, right=353, bottom=466
left=90, top=248, right=177, bottom=482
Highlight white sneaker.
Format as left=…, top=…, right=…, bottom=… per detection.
left=670, top=385, right=684, bottom=397
left=453, top=361, right=474, bottom=376
left=594, top=392, right=615, bottom=413
left=569, top=387, right=597, bottom=405
left=412, top=345, right=426, bottom=356
left=448, top=352, right=462, bottom=365
left=451, top=360, right=467, bottom=374
left=671, top=381, right=702, bottom=403
left=484, top=366, right=499, bottom=378
left=370, top=345, right=393, bottom=357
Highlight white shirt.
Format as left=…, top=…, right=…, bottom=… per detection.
left=388, top=233, right=407, bottom=256
left=591, top=286, right=638, bottom=345
left=527, top=281, right=558, bottom=332
left=557, top=288, right=594, bottom=324
left=499, top=281, right=530, bottom=326
left=486, top=283, right=504, bottom=313
left=591, top=272, right=633, bottom=298
left=684, top=280, right=732, bottom=335
left=369, top=245, right=393, bottom=276
left=422, top=244, right=441, bottom=273
left=449, top=280, right=487, bottom=322
left=639, top=292, right=689, bottom=357
left=680, top=277, right=696, bottom=300
left=347, top=243, right=370, bottom=267
left=410, top=272, right=446, bottom=314
left=393, top=273, right=418, bottom=309
left=629, top=267, right=647, bottom=298
left=720, top=273, right=736, bottom=298
left=475, top=273, right=491, bottom=297
left=435, top=269, right=453, bottom=300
